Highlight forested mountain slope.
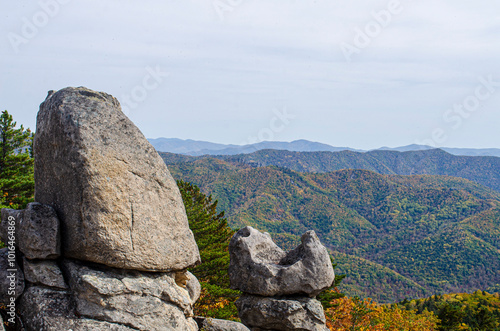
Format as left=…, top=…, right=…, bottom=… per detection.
left=160, top=148, right=500, bottom=192
left=165, top=157, right=500, bottom=303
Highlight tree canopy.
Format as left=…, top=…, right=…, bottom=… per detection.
left=177, top=180, right=240, bottom=319
left=0, top=110, right=34, bottom=209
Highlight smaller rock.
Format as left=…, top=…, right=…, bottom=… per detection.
left=186, top=271, right=201, bottom=304
left=0, top=208, right=22, bottom=245
left=63, top=260, right=196, bottom=330
left=23, top=258, right=68, bottom=289
left=229, top=226, right=334, bottom=296
left=0, top=203, right=60, bottom=260
left=236, top=294, right=328, bottom=331
left=19, top=286, right=136, bottom=330
left=0, top=248, right=24, bottom=304
left=21, top=203, right=61, bottom=259
left=194, top=316, right=251, bottom=331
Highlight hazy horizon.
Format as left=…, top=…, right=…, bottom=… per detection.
left=147, top=137, right=500, bottom=151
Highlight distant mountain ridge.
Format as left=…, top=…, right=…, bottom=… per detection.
left=147, top=138, right=237, bottom=155
left=378, top=144, right=500, bottom=157
left=160, top=148, right=500, bottom=192
left=148, top=138, right=361, bottom=156
left=148, top=138, right=500, bottom=157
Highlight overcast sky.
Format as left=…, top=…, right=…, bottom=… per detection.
left=1, top=0, right=499, bottom=149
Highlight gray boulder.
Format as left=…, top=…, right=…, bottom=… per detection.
left=23, top=258, right=68, bottom=289
left=186, top=271, right=201, bottom=304
left=63, top=259, right=197, bottom=330
left=229, top=226, right=334, bottom=296
left=1, top=203, right=60, bottom=260
left=194, top=316, right=250, bottom=331
left=34, top=87, right=200, bottom=272
left=0, top=208, right=22, bottom=245
left=0, top=248, right=24, bottom=304
left=19, top=286, right=137, bottom=330
left=20, top=203, right=60, bottom=259
left=236, top=294, right=328, bottom=331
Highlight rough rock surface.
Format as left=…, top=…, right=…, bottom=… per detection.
left=186, top=271, right=201, bottom=304
left=0, top=248, right=24, bottom=304
left=194, top=316, right=251, bottom=331
left=1, top=203, right=60, bottom=260
left=236, top=294, right=328, bottom=331
left=20, top=203, right=60, bottom=259
left=19, top=286, right=136, bottom=331
left=23, top=258, right=68, bottom=289
left=34, top=87, right=200, bottom=271
left=0, top=208, right=22, bottom=245
left=229, top=226, right=334, bottom=296
left=63, top=259, right=197, bottom=330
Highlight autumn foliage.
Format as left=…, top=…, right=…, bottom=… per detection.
left=325, top=295, right=439, bottom=330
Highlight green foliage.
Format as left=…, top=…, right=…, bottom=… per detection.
left=177, top=180, right=240, bottom=320
left=167, top=157, right=500, bottom=303
left=398, top=291, right=500, bottom=330
left=331, top=251, right=430, bottom=303
left=195, top=283, right=240, bottom=321
left=178, top=180, right=235, bottom=287
left=0, top=110, right=34, bottom=210
left=318, top=259, right=346, bottom=310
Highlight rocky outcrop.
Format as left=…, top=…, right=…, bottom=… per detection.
left=34, top=87, right=200, bottom=272
left=229, top=226, right=334, bottom=297
left=229, top=226, right=333, bottom=330
left=1, top=87, right=204, bottom=330
left=1, top=86, right=338, bottom=330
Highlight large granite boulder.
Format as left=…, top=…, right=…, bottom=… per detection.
left=229, top=226, right=334, bottom=296
left=34, top=87, right=200, bottom=272
left=63, top=259, right=197, bottom=331
left=236, top=294, right=328, bottom=331
left=0, top=203, right=60, bottom=260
